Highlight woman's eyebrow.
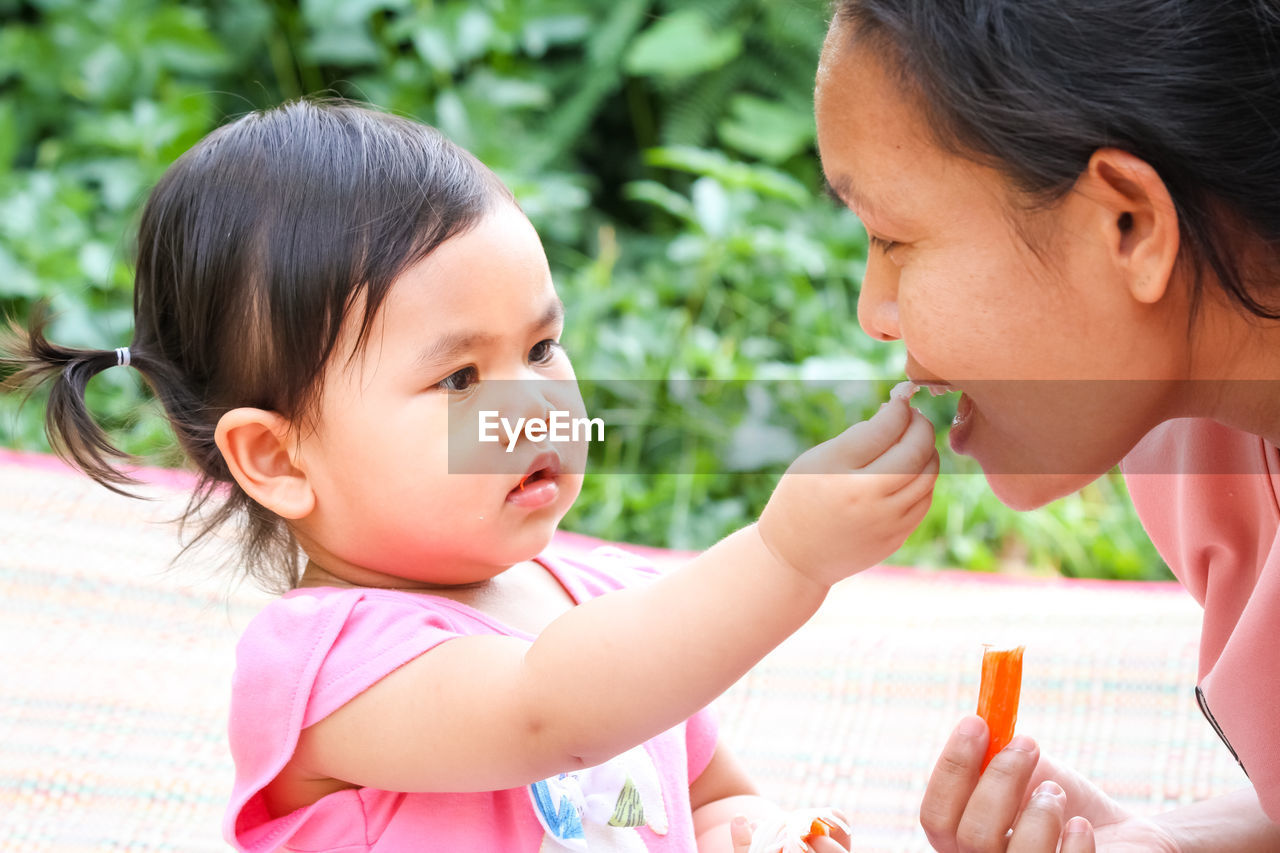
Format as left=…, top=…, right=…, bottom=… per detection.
left=823, top=174, right=904, bottom=227
left=824, top=174, right=877, bottom=216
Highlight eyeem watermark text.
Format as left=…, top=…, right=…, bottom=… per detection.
left=479, top=410, right=605, bottom=453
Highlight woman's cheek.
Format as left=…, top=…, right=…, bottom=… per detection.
left=899, top=284, right=983, bottom=375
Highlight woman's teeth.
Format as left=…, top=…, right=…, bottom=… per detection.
left=893, top=379, right=954, bottom=402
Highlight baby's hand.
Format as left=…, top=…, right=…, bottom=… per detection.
left=757, top=393, right=938, bottom=588
left=729, top=810, right=853, bottom=853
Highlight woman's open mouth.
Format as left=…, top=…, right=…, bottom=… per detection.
left=904, top=371, right=973, bottom=453
left=949, top=392, right=976, bottom=454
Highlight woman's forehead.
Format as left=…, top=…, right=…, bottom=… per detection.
left=817, top=43, right=1016, bottom=232
left=817, top=44, right=925, bottom=174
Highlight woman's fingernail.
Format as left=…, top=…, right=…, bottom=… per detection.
left=1066, top=816, right=1091, bottom=834
left=1007, top=735, right=1036, bottom=752
left=957, top=716, right=987, bottom=737
left=1033, top=780, right=1064, bottom=799
left=731, top=816, right=747, bottom=828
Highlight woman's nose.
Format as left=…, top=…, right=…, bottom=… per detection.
left=857, top=261, right=902, bottom=342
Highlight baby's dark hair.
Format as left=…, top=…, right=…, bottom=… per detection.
left=832, top=0, right=1280, bottom=320
left=2, top=99, right=511, bottom=592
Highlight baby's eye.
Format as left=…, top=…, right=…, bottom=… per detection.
left=437, top=366, right=479, bottom=392
left=529, top=339, right=562, bottom=364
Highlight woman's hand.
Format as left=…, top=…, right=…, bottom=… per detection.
left=920, top=716, right=1181, bottom=853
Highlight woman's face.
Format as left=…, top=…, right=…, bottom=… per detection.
left=815, top=27, right=1190, bottom=508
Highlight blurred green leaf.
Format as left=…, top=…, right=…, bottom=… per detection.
left=0, top=0, right=1169, bottom=582
left=0, top=245, right=40, bottom=298
left=718, top=94, right=814, bottom=163
left=301, top=0, right=409, bottom=65
left=644, top=146, right=808, bottom=203
left=143, top=7, right=230, bottom=75
left=0, top=100, right=16, bottom=174
left=624, top=10, right=742, bottom=79
left=520, top=14, right=591, bottom=56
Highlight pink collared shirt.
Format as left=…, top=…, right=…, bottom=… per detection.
left=1123, top=418, right=1280, bottom=821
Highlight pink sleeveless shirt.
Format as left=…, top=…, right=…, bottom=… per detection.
left=223, top=545, right=719, bottom=851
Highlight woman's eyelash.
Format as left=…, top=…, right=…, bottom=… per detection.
left=869, top=235, right=899, bottom=253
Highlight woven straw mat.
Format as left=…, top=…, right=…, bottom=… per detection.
left=0, top=450, right=1247, bottom=851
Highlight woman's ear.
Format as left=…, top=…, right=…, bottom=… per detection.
left=214, top=408, right=315, bottom=520
left=1080, top=148, right=1180, bottom=304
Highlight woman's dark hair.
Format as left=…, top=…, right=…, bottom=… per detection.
left=2, top=99, right=510, bottom=592
left=832, top=0, right=1280, bottom=319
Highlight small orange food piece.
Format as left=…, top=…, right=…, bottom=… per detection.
left=806, top=818, right=831, bottom=838
left=976, top=644, right=1025, bottom=771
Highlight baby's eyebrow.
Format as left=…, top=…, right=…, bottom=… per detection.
left=414, top=330, right=498, bottom=369
left=414, top=298, right=565, bottom=369
left=538, top=298, right=565, bottom=331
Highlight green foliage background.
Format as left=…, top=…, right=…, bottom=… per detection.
left=0, top=0, right=1169, bottom=580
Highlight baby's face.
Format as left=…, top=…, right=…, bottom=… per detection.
left=290, top=201, right=586, bottom=588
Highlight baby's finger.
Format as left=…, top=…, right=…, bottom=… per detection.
left=810, top=810, right=853, bottom=851
left=827, top=809, right=852, bottom=850
left=890, top=448, right=939, bottom=504
left=897, top=490, right=935, bottom=538
left=1007, top=781, right=1067, bottom=853
left=823, top=398, right=913, bottom=470
left=863, top=408, right=937, bottom=479
left=729, top=816, right=754, bottom=853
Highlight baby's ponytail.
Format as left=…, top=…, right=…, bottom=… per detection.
left=2, top=304, right=142, bottom=493
left=3, top=99, right=509, bottom=592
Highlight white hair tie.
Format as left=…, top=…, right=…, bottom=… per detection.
left=115, top=347, right=131, bottom=368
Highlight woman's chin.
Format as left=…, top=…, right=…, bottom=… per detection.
left=959, top=413, right=1115, bottom=510
left=982, top=471, right=1100, bottom=511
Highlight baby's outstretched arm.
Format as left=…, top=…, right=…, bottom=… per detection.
left=287, top=396, right=937, bottom=798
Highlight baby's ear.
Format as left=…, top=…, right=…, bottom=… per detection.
left=214, top=408, right=315, bottom=519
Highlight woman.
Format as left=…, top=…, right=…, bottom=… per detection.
left=814, top=1, right=1280, bottom=850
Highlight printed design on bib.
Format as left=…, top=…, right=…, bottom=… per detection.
left=530, top=743, right=669, bottom=852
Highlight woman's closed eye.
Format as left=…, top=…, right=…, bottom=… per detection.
left=436, top=365, right=479, bottom=392
left=868, top=234, right=899, bottom=254
left=529, top=338, right=563, bottom=364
